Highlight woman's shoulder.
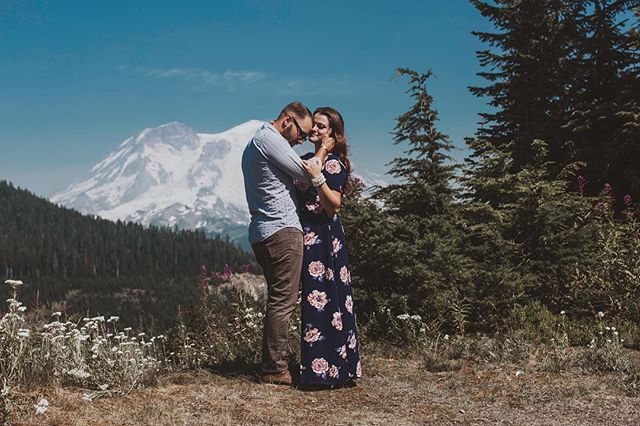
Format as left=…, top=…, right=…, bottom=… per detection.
left=324, top=154, right=347, bottom=175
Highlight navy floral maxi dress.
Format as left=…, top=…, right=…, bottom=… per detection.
left=297, top=152, right=361, bottom=385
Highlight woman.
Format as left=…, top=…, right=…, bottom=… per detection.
left=297, top=107, right=361, bottom=386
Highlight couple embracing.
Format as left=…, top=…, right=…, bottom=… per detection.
left=241, top=102, right=361, bottom=388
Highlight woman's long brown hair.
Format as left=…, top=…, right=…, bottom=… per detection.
left=314, top=107, right=351, bottom=175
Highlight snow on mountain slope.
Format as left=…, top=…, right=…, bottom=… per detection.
left=51, top=120, right=263, bottom=246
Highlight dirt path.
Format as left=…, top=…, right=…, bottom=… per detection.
left=11, top=353, right=640, bottom=425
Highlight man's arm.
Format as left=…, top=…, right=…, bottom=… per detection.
left=256, top=127, right=333, bottom=182
left=255, top=130, right=315, bottom=182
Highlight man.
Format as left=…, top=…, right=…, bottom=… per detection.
left=241, top=102, right=330, bottom=385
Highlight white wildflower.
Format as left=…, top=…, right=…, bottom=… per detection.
left=396, top=314, right=410, bottom=320
left=65, top=368, right=91, bottom=380
left=560, top=310, right=566, bottom=315
left=597, top=311, right=605, bottom=318
left=34, top=398, right=49, bottom=415
left=5, top=279, right=24, bottom=289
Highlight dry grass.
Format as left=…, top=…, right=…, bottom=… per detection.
left=8, top=345, right=640, bottom=426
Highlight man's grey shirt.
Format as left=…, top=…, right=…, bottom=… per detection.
left=242, top=122, right=310, bottom=244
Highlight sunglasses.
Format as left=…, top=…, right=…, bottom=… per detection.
left=290, top=115, right=308, bottom=141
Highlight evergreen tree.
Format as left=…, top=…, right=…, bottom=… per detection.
left=364, top=69, right=472, bottom=327
left=381, top=68, right=458, bottom=217
left=470, top=0, right=579, bottom=174
left=565, top=0, right=640, bottom=199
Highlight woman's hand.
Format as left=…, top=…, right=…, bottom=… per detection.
left=301, top=157, right=323, bottom=178
left=320, top=136, right=336, bottom=152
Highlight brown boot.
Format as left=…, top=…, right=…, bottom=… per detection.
left=260, top=370, right=292, bottom=386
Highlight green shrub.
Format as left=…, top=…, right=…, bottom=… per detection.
left=505, top=302, right=561, bottom=343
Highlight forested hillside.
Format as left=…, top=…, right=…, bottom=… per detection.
left=0, top=180, right=256, bottom=331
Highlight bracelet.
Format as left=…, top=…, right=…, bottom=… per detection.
left=311, top=174, right=326, bottom=187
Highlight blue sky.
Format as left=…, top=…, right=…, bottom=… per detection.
left=0, top=0, right=492, bottom=197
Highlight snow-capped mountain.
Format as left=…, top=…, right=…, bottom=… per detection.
left=51, top=120, right=390, bottom=249
left=51, top=120, right=263, bottom=247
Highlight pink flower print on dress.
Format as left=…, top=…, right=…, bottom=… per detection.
left=331, top=312, right=343, bottom=331
left=303, top=325, right=324, bottom=346
left=356, top=361, right=362, bottom=378
left=348, top=330, right=357, bottom=350
left=332, top=238, right=342, bottom=255
left=325, top=268, right=334, bottom=281
left=304, top=231, right=319, bottom=247
left=307, top=290, right=329, bottom=311
left=311, top=358, right=329, bottom=376
left=340, top=266, right=350, bottom=284
left=345, top=295, right=353, bottom=314
left=336, top=344, right=347, bottom=360
left=308, top=261, right=326, bottom=279
left=329, top=365, right=339, bottom=379
left=324, top=159, right=342, bottom=174
left=305, top=200, right=322, bottom=213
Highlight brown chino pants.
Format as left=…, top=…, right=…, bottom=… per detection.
left=251, top=227, right=303, bottom=374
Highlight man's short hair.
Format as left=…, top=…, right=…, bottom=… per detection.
left=278, top=101, right=312, bottom=121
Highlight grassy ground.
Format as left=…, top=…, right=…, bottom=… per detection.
left=8, top=345, right=640, bottom=426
